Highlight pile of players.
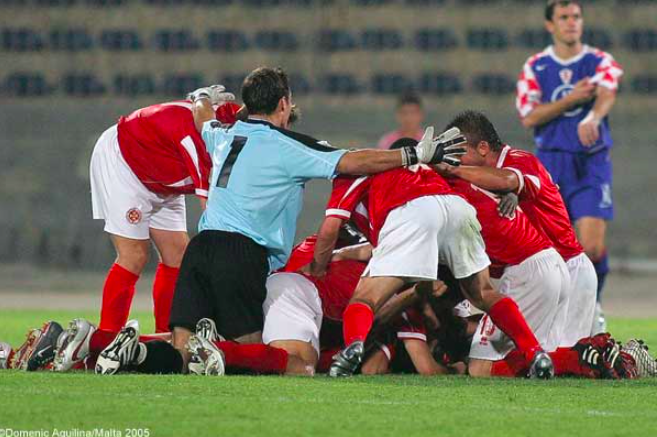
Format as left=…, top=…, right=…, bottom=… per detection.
left=0, top=95, right=655, bottom=380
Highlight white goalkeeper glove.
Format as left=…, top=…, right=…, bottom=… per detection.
left=401, top=126, right=468, bottom=166
left=187, top=84, right=235, bottom=106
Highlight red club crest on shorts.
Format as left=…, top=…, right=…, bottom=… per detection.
left=126, top=208, right=142, bottom=225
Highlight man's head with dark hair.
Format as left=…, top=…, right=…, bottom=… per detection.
left=241, top=67, right=293, bottom=127
left=395, top=92, right=424, bottom=136
left=544, top=1, right=583, bottom=46
left=445, top=111, right=504, bottom=166
left=388, top=137, right=418, bottom=151
left=397, top=92, right=423, bottom=109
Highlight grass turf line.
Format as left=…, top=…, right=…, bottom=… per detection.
left=1, top=310, right=656, bottom=437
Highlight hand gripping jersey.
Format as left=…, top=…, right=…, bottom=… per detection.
left=497, top=145, right=584, bottom=261
left=117, top=101, right=240, bottom=197
left=325, top=166, right=453, bottom=246
left=516, top=45, right=623, bottom=153
left=447, top=178, right=552, bottom=278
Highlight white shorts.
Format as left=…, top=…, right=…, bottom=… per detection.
left=90, top=125, right=187, bottom=240
left=469, top=248, right=570, bottom=361
left=560, top=253, right=598, bottom=347
left=262, top=273, right=323, bottom=356
left=366, top=195, right=490, bottom=281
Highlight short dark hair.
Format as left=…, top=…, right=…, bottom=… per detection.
left=445, top=110, right=504, bottom=151
left=241, top=67, right=291, bottom=115
left=389, top=137, right=419, bottom=150
left=396, top=92, right=422, bottom=109
left=545, top=0, right=583, bottom=21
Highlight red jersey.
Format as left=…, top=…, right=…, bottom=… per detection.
left=326, top=166, right=453, bottom=245
left=496, top=145, right=584, bottom=261
left=281, top=236, right=365, bottom=321
left=448, top=178, right=552, bottom=277
left=117, top=101, right=239, bottom=197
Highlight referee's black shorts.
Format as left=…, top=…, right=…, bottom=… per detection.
left=169, top=230, right=269, bottom=340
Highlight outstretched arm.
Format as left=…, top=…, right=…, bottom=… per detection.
left=437, top=164, right=520, bottom=193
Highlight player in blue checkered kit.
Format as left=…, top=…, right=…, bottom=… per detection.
left=516, top=1, right=623, bottom=334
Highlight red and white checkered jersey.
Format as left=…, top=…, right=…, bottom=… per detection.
left=448, top=178, right=552, bottom=277
left=280, top=236, right=365, bottom=321
left=326, top=166, right=453, bottom=245
left=497, top=145, right=584, bottom=261
left=117, top=101, right=240, bottom=197
left=516, top=46, right=623, bottom=119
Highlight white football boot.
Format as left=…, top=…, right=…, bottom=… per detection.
left=186, top=334, right=225, bottom=376
left=53, top=318, right=97, bottom=372
left=95, top=320, right=145, bottom=375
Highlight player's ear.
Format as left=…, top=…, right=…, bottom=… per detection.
left=545, top=19, right=555, bottom=34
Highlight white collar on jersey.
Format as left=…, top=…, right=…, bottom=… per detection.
left=546, top=44, right=590, bottom=66
left=496, top=145, right=512, bottom=168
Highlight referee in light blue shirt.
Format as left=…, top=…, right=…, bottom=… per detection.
left=167, top=67, right=445, bottom=363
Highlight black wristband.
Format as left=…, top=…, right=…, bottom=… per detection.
left=401, top=146, right=419, bottom=166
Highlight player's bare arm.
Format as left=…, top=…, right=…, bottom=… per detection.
left=521, top=78, right=595, bottom=128
left=310, top=216, right=345, bottom=276
left=437, top=164, right=520, bottom=193
left=189, top=85, right=236, bottom=132
left=331, top=242, right=373, bottom=263
left=578, top=86, right=617, bottom=146
left=336, top=126, right=467, bottom=175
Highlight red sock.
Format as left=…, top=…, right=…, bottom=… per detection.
left=317, top=347, right=342, bottom=373
left=99, top=264, right=139, bottom=332
left=213, top=341, right=288, bottom=374
left=89, top=329, right=118, bottom=357
left=488, top=297, right=540, bottom=359
left=342, top=303, right=374, bottom=346
left=550, top=347, right=596, bottom=378
left=152, top=263, right=179, bottom=333
left=490, top=350, right=527, bottom=377
left=490, top=361, right=515, bottom=377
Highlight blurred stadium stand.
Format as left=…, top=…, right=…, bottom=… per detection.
left=1, top=0, right=657, bottom=268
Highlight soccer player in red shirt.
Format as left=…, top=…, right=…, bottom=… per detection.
left=446, top=178, right=571, bottom=377
left=311, top=135, right=555, bottom=379
left=88, top=85, right=239, bottom=337
left=438, top=110, right=597, bottom=349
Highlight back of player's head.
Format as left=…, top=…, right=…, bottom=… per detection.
left=389, top=137, right=419, bottom=150
left=445, top=110, right=504, bottom=151
left=545, top=0, right=583, bottom=21
left=241, top=67, right=291, bottom=116
left=396, top=92, right=423, bottom=109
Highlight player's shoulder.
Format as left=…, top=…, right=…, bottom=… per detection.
left=584, top=45, right=616, bottom=61
left=504, top=145, right=538, bottom=165
left=257, top=120, right=339, bottom=153
left=523, top=48, right=551, bottom=68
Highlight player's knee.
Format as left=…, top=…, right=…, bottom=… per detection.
left=116, top=246, right=150, bottom=274
left=468, top=360, right=491, bottom=378
left=158, top=239, right=189, bottom=267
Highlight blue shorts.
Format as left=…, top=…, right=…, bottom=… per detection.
left=537, top=149, right=613, bottom=222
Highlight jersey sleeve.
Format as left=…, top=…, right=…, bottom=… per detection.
left=503, top=155, right=542, bottom=201
left=278, top=130, right=348, bottom=181
left=214, top=102, right=241, bottom=126
left=325, top=176, right=370, bottom=221
left=516, top=56, right=543, bottom=118
left=396, top=309, right=427, bottom=342
left=592, top=50, right=624, bottom=91
left=201, top=119, right=228, bottom=156
left=178, top=132, right=212, bottom=198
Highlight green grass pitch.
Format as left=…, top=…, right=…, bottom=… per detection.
left=1, top=310, right=656, bottom=437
